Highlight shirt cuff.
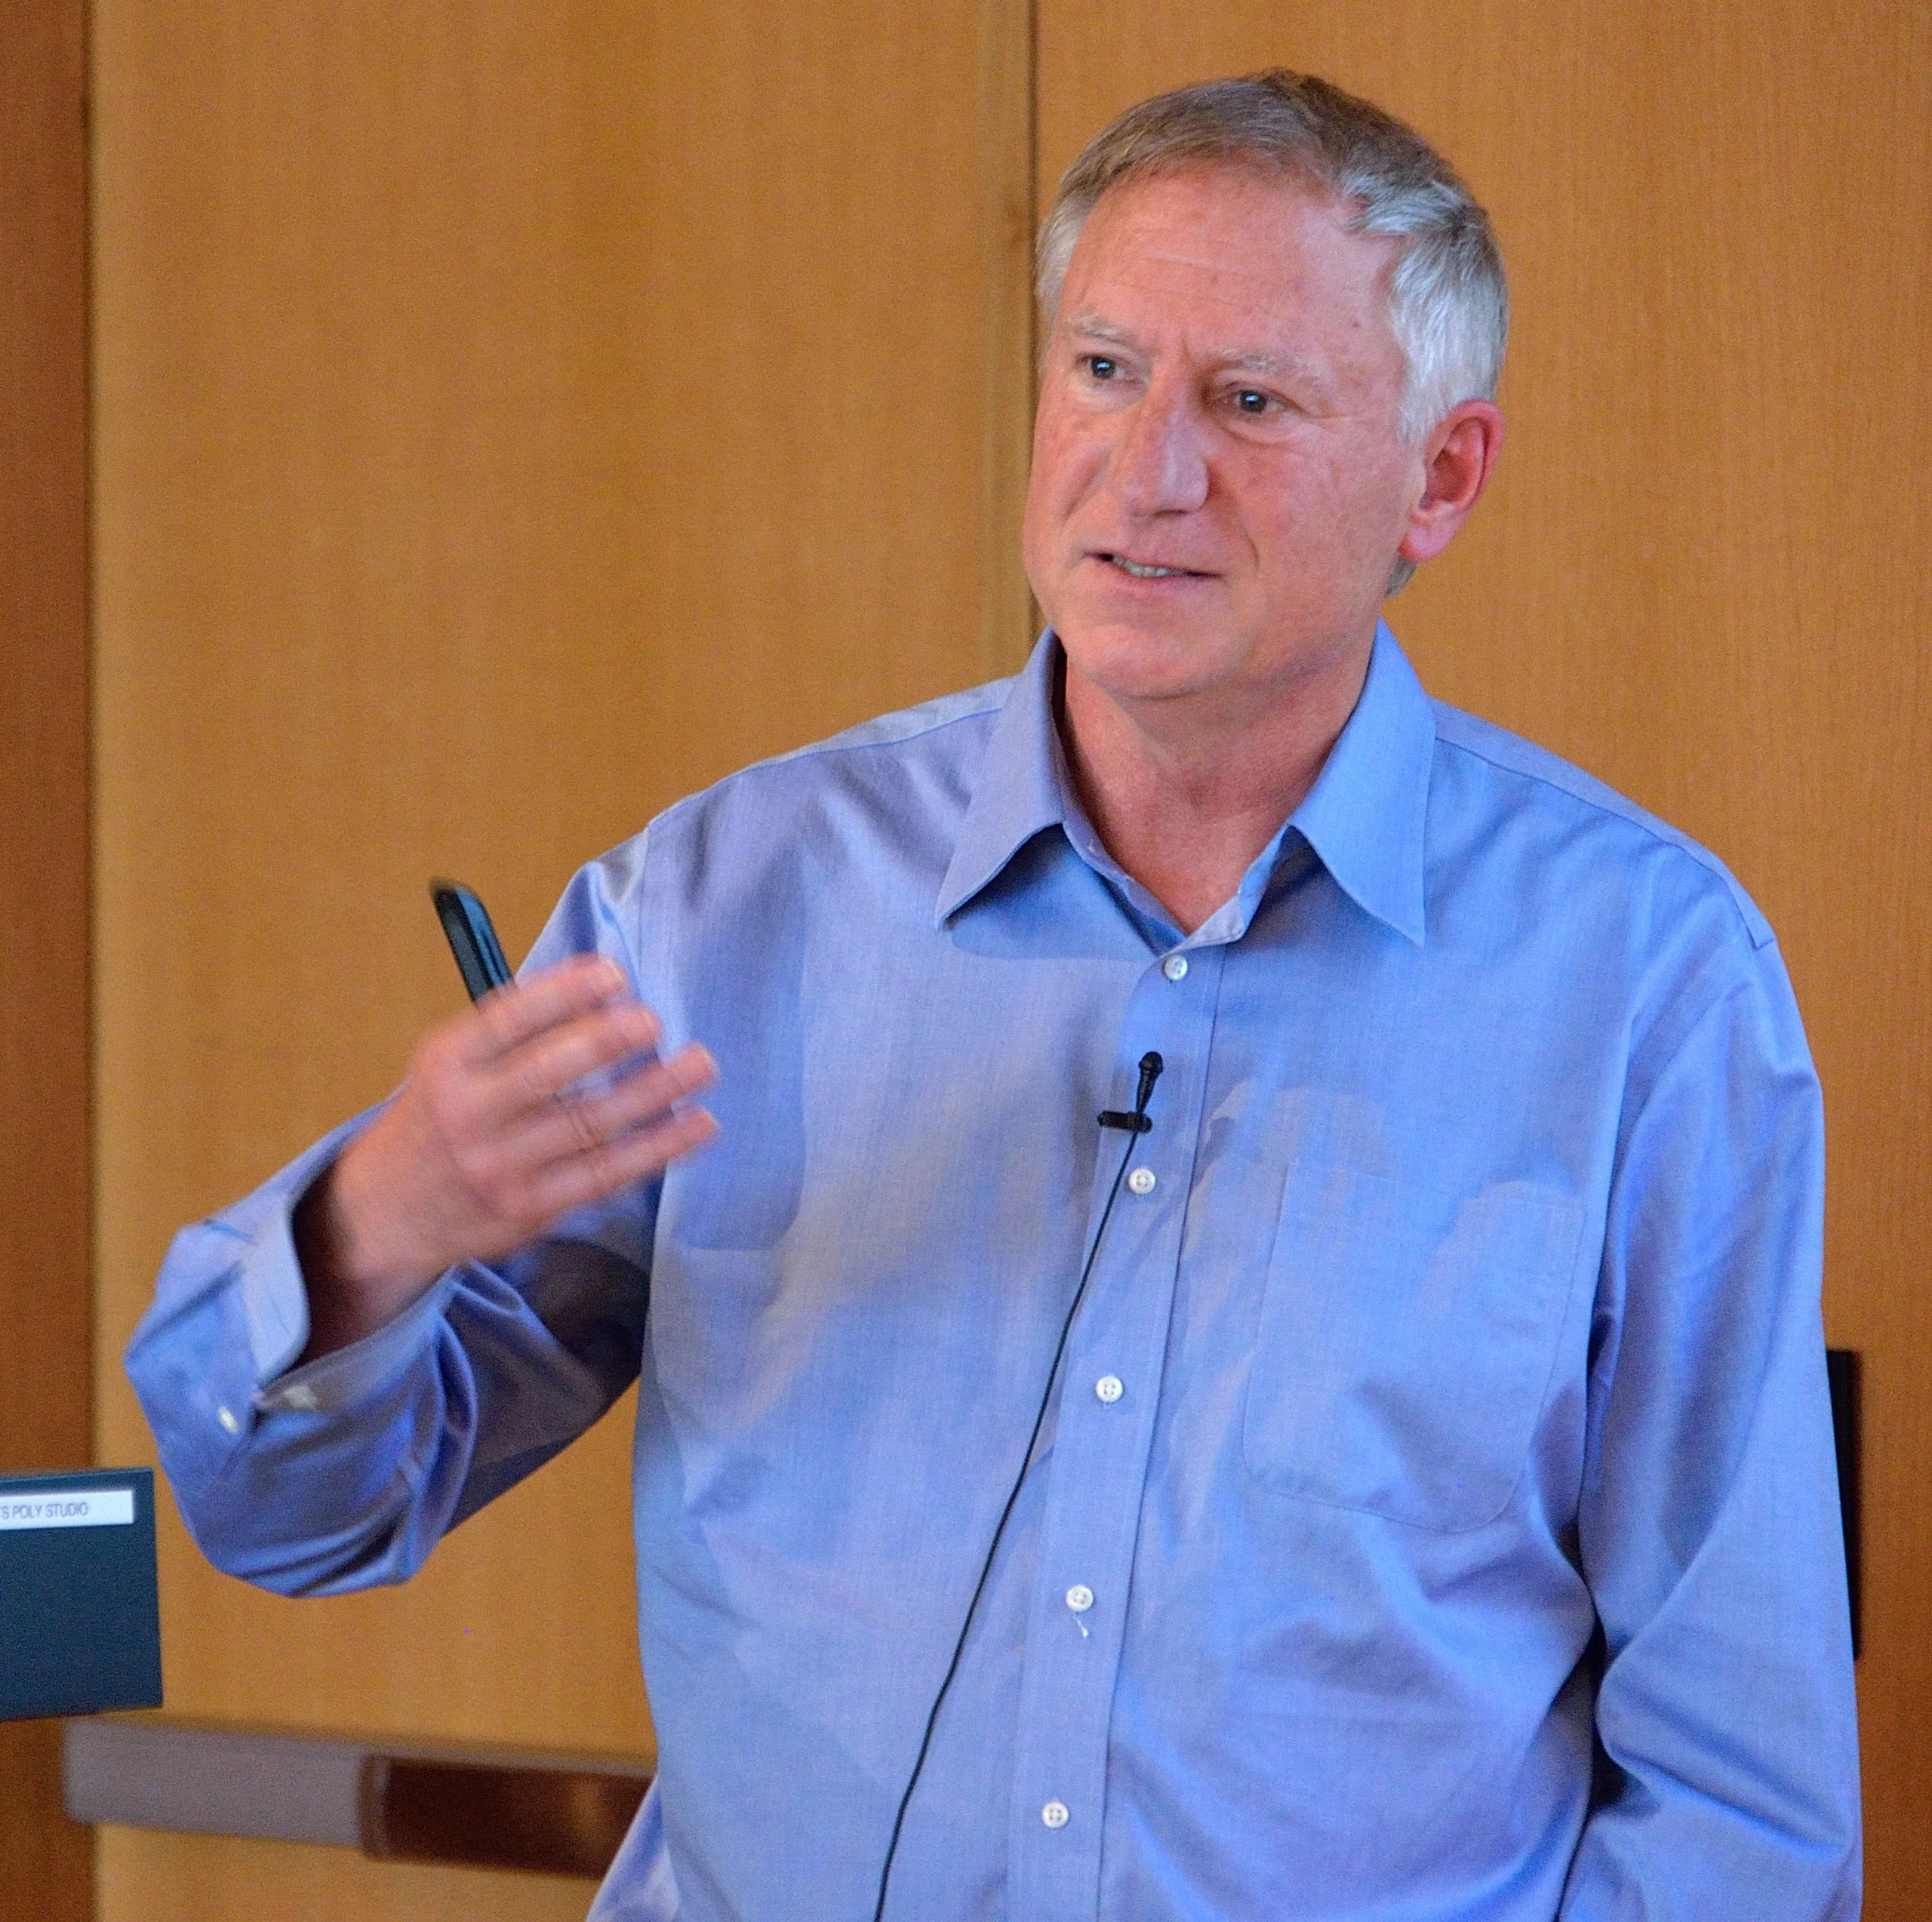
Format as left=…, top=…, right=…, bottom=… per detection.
left=249, top=1273, right=457, bottom=1417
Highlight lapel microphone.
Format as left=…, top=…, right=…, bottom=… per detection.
left=1099, top=1050, right=1164, bottom=1133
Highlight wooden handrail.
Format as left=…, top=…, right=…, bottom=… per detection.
left=358, top=1752, right=648, bottom=1877
left=63, top=1717, right=651, bottom=1879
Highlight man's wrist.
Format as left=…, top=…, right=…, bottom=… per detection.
left=291, top=1148, right=438, bottom=1362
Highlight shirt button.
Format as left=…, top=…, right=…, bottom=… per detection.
left=217, top=1405, right=240, bottom=1435
left=1162, top=953, right=1189, bottom=981
left=1041, top=1800, right=1070, bottom=1829
left=1127, top=1167, right=1156, bottom=1195
left=1066, top=1585, right=1094, bottom=1613
left=1095, top=1375, right=1124, bottom=1403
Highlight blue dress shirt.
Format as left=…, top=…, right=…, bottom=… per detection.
left=128, top=627, right=1860, bottom=1920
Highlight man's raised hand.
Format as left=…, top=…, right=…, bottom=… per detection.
left=294, top=955, right=717, bottom=1359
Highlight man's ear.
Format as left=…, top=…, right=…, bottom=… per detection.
left=1398, top=400, right=1503, bottom=567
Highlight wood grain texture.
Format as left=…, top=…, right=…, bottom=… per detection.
left=98, top=1830, right=601, bottom=1922
left=1038, top=5, right=1927, bottom=1911
left=977, top=0, right=1041, bottom=675
left=0, top=1723, right=89, bottom=1922
left=0, top=0, right=91, bottom=1917
left=92, top=2, right=1026, bottom=1914
left=1, top=0, right=90, bottom=1490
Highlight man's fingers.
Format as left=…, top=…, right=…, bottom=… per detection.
left=420, top=954, right=667, bottom=1135
left=456, top=955, right=635, bottom=1065
left=485, top=999, right=666, bottom=1123
left=521, top=1103, right=721, bottom=1222
left=501, top=1043, right=719, bottom=1173
left=325, top=961, right=712, bottom=1291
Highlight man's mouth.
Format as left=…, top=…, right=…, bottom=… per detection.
left=1101, top=552, right=1208, bottom=580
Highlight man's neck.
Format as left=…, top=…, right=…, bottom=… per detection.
left=1057, top=640, right=1374, bottom=935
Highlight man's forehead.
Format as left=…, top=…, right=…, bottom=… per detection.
left=1082, top=158, right=1356, bottom=243
left=1075, top=165, right=1387, bottom=283
left=1054, top=168, right=1398, bottom=385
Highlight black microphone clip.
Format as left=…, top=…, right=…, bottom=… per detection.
left=1098, top=1050, right=1164, bottom=1134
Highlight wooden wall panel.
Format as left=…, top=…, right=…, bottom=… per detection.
left=96, top=2, right=1924, bottom=1914
left=91, top=2, right=1031, bottom=1914
left=0, top=2, right=92, bottom=1918
left=1038, top=5, right=1927, bottom=1911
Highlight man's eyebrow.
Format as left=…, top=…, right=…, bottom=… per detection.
left=1063, top=314, right=1140, bottom=352
left=1061, top=316, right=1334, bottom=390
left=1220, top=349, right=1305, bottom=378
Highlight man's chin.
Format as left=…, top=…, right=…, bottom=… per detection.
left=1055, top=620, right=1228, bottom=709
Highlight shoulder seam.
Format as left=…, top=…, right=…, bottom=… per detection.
left=653, top=682, right=1010, bottom=828
left=1430, top=721, right=1774, bottom=951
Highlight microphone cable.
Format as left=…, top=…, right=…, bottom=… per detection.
left=869, top=1051, right=1164, bottom=1922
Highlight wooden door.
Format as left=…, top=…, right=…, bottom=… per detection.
left=1035, top=3, right=1927, bottom=1911
left=91, top=4, right=1031, bottom=1916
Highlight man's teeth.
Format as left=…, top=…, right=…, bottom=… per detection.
left=1109, top=555, right=1188, bottom=578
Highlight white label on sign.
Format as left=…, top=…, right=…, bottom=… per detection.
left=0, top=1488, right=137, bottom=1530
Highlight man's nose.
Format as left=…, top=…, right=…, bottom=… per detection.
left=1110, top=378, right=1210, bottom=516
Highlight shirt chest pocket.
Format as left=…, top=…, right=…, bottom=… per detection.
left=1242, top=1164, right=1585, bottom=1532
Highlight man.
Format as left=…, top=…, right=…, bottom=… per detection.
left=130, top=71, right=1860, bottom=1920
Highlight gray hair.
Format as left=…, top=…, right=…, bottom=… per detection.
left=1038, top=72, right=1508, bottom=527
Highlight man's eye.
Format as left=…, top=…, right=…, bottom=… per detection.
left=1234, top=389, right=1270, bottom=414
left=1084, top=355, right=1118, bottom=381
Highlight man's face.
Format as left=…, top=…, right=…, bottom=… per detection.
left=1023, top=164, right=1425, bottom=721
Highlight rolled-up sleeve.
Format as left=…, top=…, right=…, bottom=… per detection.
left=125, top=851, right=659, bottom=1598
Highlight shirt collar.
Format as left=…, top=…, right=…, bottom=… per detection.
left=1288, top=621, right=1433, bottom=946
left=934, top=632, right=1071, bottom=924
left=936, top=622, right=1435, bottom=946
